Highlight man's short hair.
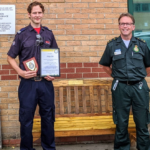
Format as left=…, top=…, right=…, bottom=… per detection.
left=118, top=13, right=135, bottom=24
left=27, top=1, right=45, bottom=13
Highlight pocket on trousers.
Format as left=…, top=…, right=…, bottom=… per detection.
left=48, top=107, right=55, bottom=122
left=113, top=109, right=118, bottom=124
left=52, top=108, right=55, bottom=122
left=19, top=108, right=34, bottom=127
left=19, top=109, right=24, bottom=123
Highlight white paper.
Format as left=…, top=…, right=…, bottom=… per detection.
left=41, top=49, right=60, bottom=76
left=0, top=5, right=15, bottom=34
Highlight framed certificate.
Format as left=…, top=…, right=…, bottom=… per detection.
left=40, top=48, right=60, bottom=77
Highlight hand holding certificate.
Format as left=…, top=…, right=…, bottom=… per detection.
left=41, top=48, right=60, bottom=77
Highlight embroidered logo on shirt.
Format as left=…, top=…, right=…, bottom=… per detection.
left=133, top=45, right=139, bottom=52
left=45, top=41, right=50, bottom=45
left=114, top=49, right=121, bottom=55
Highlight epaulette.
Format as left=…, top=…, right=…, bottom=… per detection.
left=17, top=27, right=27, bottom=34
left=43, top=26, right=52, bottom=31
left=107, top=37, right=118, bottom=44
left=135, top=37, right=145, bottom=43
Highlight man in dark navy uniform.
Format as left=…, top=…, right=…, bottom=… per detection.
left=7, top=1, right=58, bottom=150
left=99, top=13, right=150, bottom=150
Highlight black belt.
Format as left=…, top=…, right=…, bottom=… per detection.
left=119, top=80, right=142, bottom=85
left=30, top=76, right=44, bottom=81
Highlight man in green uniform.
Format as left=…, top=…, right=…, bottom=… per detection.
left=99, top=13, right=150, bottom=150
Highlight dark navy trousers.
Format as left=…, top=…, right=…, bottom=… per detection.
left=18, top=79, right=55, bottom=150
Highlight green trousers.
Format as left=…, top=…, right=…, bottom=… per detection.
left=111, top=79, right=150, bottom=150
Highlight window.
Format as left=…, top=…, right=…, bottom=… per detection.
left=128, top=0, right=150, bottom=48
left=134, top=3, right=150, bottom=12
left=134, top=4, right=140, bottom=12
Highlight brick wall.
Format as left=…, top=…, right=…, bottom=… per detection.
left=1, top=0, right=147, bottom=147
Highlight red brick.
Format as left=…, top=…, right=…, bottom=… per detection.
left=83, top=73, right=98, bottom=78
left=92, top=68, right=105, bottom=72
left=93, top=135, right=106, bottom=141
left=60, top=63, right=66, bottom=68
left=68, top=63, right=82, bottom=68
left=99, top=73, right=111, bottom=77
left=59, top=137, right=77, bottom=142
left=109, top=134, right=115, bottom=140
left=15, top=139, right=21, bottom=144
left=9, top=139, right=16, bottom=145
left=61, top=68, right=75, bottom=73
left=0, top=70, right=9, bottom=75
left=147, top=74, right=150, bottom=77
left=2, top=65, right=13, bottom=69
left=2, top=139, right=9, bottom=145
left=76, top=68, right=91, bottom=73
left=9, top=139, right=21, bottom=145
left=77, top=136, right=93, bottom=142
left=55, top=137, right=61, bottom=143
left=33, top=138, right=41, bottom=144
left=55, top=74, right=66, bottom=79
left=10, top=70, right=17, bottom=74
left=67, top=73, right=82, bottom=78
left=84, top=63, right=98, bottom=67
left=1, top=75, right=17, bottom=80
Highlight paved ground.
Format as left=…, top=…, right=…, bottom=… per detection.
left=2, top=143, right=137, bottom=150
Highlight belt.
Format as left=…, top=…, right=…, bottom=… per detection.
left=30, top=76, right=44, bottom=81
left=119, top=80, right=142, bottom=85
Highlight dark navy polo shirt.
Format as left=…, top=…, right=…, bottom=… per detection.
left=7, top=24, right=58, bottom=75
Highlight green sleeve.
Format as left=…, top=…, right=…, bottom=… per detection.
left=143, top=44, right=150, bottom=67
left=99, top=44, right=112, bottom=67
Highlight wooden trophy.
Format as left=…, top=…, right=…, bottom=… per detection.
left=23, top=57, right=38, bottom=72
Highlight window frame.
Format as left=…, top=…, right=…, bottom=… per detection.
left=128, top=0, right=133, bottom=15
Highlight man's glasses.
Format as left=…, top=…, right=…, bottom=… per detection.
left=119, top=23, right=134, bottom=27
left=36, top=34, right=43, bottom=46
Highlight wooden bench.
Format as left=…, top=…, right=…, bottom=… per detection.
left=32, top=79, right=136, bottom=143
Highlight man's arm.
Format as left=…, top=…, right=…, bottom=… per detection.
left=146, top=67, right=150, bottom=76
left=101, top=65, right=112, bottom=77
left=7, top=56, right=36, bottom=79
left=99, top=42, right=112, bottom=78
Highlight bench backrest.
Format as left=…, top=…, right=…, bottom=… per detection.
left=35, top=79, right=114, bottom=117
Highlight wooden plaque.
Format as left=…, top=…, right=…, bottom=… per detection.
left=23, top=57, right=38, bottom=72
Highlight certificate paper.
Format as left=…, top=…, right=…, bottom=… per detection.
left=41, top=48, right=60, bottom=77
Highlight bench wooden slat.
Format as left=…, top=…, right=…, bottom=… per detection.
left=89, top=86, right=94, bottom=113
left=33, top=127, right=136, bottom=139
left=82, top=86, right=87, bottom=114
left=74, top=87, right=79, bottom=114
left=59, top=87, right=64, bottom=115
left=104, top=88, right=110, bottom=113
left=33, top=115, right=135, bottom=133
left=53, top=79, right=112, bottom=87
left=97, top=86, right=102, bottom=113
left=67, top=87, right=71, bottom=114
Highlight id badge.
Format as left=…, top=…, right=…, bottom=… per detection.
left=114, top=49, right=121, bottom=55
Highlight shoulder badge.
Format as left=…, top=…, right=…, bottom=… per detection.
left=135, top=37, right=145, bottom=43
left=17, top=27, right=27, bottom=34
left=43, top=26, right=52, bottom=31
left=107, top=37, right=118, bottom=44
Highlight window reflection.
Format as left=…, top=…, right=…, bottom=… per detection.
left=133, top=0, right=150, bottom=48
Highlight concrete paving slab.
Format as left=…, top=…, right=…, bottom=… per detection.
left=1, top=143, right=137, bottom=150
